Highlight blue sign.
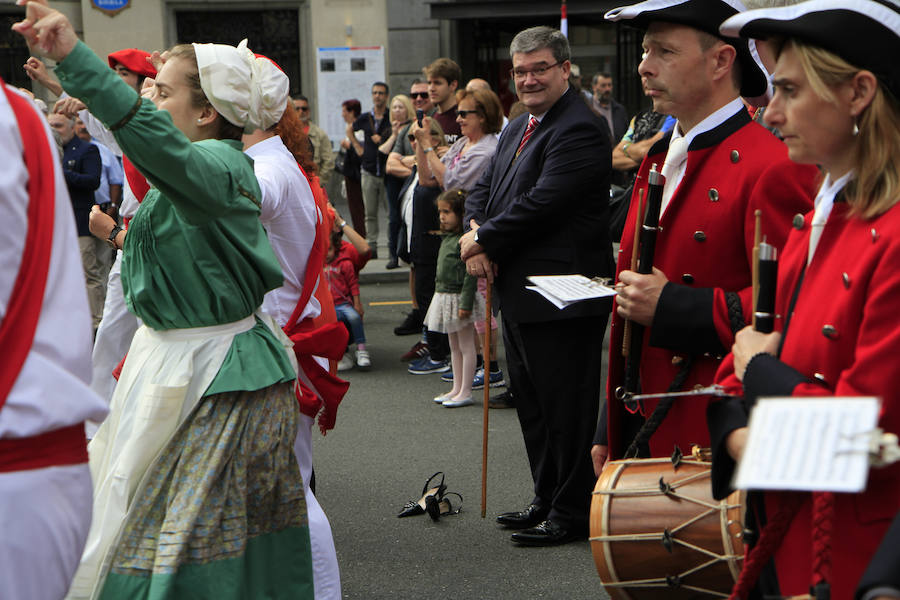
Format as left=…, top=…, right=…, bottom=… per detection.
left=91, top=0, right=131, bottom=16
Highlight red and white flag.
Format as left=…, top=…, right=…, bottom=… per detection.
left=560, top=1, right=568, bottom=37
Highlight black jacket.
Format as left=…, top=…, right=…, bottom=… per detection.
left=465, top=87, right=615, bottom=323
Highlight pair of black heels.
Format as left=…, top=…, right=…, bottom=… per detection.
left=397, top=472, right=463, bottom=521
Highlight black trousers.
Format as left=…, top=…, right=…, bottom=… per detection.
left=502, top=313, right=607, bottom=532
left=413, top=260, right=449, bottom=361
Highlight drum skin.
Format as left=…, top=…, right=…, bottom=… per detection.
left=590, top=457, right=745, bottom=600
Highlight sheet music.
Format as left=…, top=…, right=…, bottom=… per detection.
left=526, top=275, right=617, bottom=309
left=734, top=396, right=880, bottom=493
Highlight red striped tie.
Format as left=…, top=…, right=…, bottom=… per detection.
left=516, top=116, right=538, bottom=157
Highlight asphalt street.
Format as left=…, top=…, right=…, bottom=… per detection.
left=312, top=276, right=612, bottom=600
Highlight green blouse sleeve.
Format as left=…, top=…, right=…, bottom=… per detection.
left=460, top=272, right=477, bottom=312
left=55, top=41, right=258, bottom=225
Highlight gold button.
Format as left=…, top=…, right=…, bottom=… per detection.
left=792, top=214, right=805, bottom=230
left=822, top=324, right=838, bottom=339
left=730, top=150, right=740, bottom=163
left=682, top=274, right=694, bottom=284
left=693, top=231, right=706, bottom=242
left=708, top=188, right=719, bottom=202
left=842, top=273, right=851, bottom=289
left=872, top=228, right=879, bottom=242
left=672, top=356, right=684, bottom=365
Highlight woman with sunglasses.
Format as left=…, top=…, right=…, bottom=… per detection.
left=412, top=87, right=503, bottom=192
left=707, top=1, right=900, bottom=598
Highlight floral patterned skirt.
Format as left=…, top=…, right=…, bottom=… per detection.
left=95, top=382, right=314, bottom=600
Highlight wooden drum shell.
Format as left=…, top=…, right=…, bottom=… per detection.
left=590, top=458, right=745, bottom=600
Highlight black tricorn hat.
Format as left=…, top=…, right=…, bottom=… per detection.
left=605, top=0, right=771, bottom=105
left=720, top=0, right=900, bottom=101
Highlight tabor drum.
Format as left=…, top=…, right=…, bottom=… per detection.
left=590, top=455, right=745, bottom=599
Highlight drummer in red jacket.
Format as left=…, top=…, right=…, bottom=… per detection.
left=706, top=1, right=900, bottom=598
left=593, top=0, right=818, bottom=468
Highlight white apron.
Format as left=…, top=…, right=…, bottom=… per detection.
left=68, top=311, right=295, bottom=599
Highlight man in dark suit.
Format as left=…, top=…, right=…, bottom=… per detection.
left=460, top=25, right=614, bottom=546
left=48, top=112, right=102, bottom=327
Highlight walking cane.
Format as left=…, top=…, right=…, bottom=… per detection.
left=481, top=279, right=492, bottom=518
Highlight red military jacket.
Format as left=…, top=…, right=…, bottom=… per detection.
left=711, top=198, right=900, bottom=599
left=605, top=108, right=818, bottom=458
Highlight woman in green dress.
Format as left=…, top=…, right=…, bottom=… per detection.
left=15, top=4, right=314, bottom=599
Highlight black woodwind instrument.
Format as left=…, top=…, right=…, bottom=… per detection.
left=754, top=240, right=777, bottom=333
left=616, top=163, right=666, bottom=403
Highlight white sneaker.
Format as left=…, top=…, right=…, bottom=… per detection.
left=337, top=353, right=355, bottom=372
left=442, top=396, right=474, bottom=408
left=355, top=349, right=371, bottom=370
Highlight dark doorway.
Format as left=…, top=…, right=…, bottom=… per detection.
left=175, top=9, right=302, bottom=96
left=0, top=8, right=32, bottom=90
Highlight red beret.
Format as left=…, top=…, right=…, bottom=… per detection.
left=107, top=49, right=157, bottom=79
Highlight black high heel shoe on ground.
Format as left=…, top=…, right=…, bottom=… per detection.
left=426, top=491, right=463, bottom=521
left=397, top=472, right=447, bottom=518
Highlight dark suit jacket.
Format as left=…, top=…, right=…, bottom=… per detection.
left=465, top=87, right=614, bottom=323
left=62, top=135, right=101, bottom=236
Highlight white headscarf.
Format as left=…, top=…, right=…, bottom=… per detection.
left=193, top=39, right=289, bottom=133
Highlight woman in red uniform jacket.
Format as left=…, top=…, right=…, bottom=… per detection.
left=707, top=2, right=900, bottom=599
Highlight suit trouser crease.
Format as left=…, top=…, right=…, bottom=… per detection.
left=502, top=315, right=606, bottom=530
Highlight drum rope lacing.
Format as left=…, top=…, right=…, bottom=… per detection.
left=591, top=465, right=743, bottom=597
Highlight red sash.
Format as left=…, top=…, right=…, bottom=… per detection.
left=121, top=155, right=149, bottom=228
left=0, top=83, right=55, bottom=411
left=0, top=81, right=89, bottom=471
left=284, top=171, right=349, bottom=434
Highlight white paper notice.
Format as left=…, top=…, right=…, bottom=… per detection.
left=734, top=396, right=881, bottom=493
left=526, top=275, right=616, bottom=309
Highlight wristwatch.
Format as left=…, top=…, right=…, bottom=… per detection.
left=107, top=225, right=123, bottom=249
left=339, top=220, right=347, bottom=229
left=423, top=147, right=434, bottom=154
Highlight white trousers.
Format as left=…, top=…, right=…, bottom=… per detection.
left=88, top=251, right=139, bottom=437
left=0, top=464, right=93, bottom=600
left=295, top=412, right=342, bottom=600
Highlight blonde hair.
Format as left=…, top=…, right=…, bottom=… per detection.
left=787, top=39, right=900, bottom=218
left=390, top=94, right=415, bottom=123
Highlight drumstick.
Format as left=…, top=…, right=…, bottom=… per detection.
left=481, top=279, right=492, bottom=519
left=622, top=188, right=645, bottom=357
left=751, top=210, right=761, bottom=329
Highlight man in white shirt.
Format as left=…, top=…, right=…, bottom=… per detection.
left=0, top=79, right=108, bottom=600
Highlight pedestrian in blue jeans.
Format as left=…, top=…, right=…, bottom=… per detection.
left=324, top=232, right=370, bottom=370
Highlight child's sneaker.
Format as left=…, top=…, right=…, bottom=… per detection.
left=440, top=370, right=454, bottom=383
left=337, top=353, right=355, bottom=372
left=355, top=349, right=371, bottom=371
left=408, top=356, right=450, bottom=375
left=472, top=367, right=505, bottom=390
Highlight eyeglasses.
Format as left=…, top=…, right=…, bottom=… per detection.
left=409, top=92, right=429, bottom=99
left=457, top=109, right=479, bottom=118
left=510, top=62, right=562, bottom=81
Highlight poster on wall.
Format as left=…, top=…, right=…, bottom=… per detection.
left=316, top=46, right=386, bottom=149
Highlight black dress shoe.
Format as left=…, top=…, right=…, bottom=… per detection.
left=385, top=257, right=400, bottom=269
left=394, top=310, right=423, bottom=336
left=496, top=503, right=548, bottom=529
left=510, top=520, right=583, bottom=546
